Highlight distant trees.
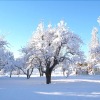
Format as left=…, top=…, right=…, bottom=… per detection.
left=0, top=36, right=8, bottom=70
left=21, top=21, right=84, bottom=84
left=0, top=36, right=15, bottom=77
left=3, top=51, right=15, bottom=77
left=15, top=48, right=34, bottom=79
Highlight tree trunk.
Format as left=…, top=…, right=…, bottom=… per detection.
left=40, top=72, right=43, bottom=77
left=27, top=68, right=33, bottom=79
left=10, top=71, right=12, bottom=78
left=45, top=58, right=58, bottom=84
left=10, top=70, right=13, bottom=78
left=27, top=69, right=30, bottom=79
left=29, top=68, right=34, bottom=78
left=45, top=69, right=52, bottom=84
left=39, top=68, right=43, bottom=77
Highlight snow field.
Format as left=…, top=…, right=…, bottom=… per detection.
left=0, top=75, right=100, bottom=100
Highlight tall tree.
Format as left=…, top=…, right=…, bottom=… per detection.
left=89, top=27, right=100, bottom=65
left=24, top=21, right=84, bottom=84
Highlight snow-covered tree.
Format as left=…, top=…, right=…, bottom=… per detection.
left=26, top=21, right=84, bottom=84
left=87, top=17, right=100, bottom=74
left=89, top=27, right=100, bottom=65
left=90, top=27, right=99, bottom=48
left=0, top=36, right=8, bottom=70
left=3, top=51, right=15, bottom=77
left=15, top=46, right=34, bottom=79
left=0, top=36, right=16, bottom=76
left=0, top=36, right=8, bottom=48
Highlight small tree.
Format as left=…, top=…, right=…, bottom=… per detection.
left=15, top=55, right=34, bottom=79
left=4, top=51, right=15, bottom=77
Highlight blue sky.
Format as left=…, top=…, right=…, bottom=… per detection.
left=0, top=0, right=100, bottom=58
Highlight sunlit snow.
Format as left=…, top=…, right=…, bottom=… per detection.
left=0, top=75, right=100, bottom=100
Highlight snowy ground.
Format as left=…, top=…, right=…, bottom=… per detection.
left=0, top=75, right=100, bottom=100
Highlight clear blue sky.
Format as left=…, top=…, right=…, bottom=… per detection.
left=0, top=0, right=100, bottom=58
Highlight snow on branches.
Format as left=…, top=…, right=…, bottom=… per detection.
left=0, top=36, right=15, bottom=75
left=89, top=26, right=100, bottom=65
left=22, top=21, right=84, bottom=75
